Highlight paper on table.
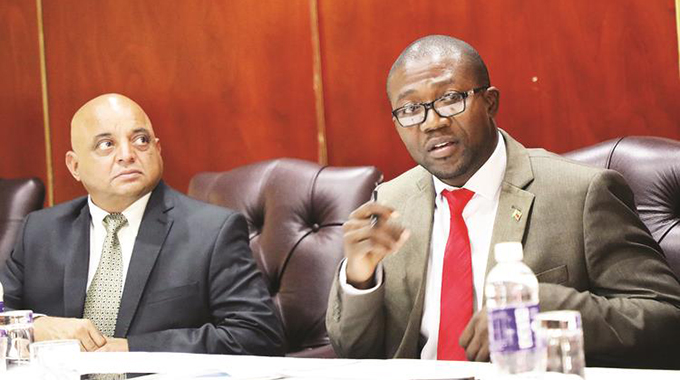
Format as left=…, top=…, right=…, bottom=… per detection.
left=279, top=358, right=487, bottom=380
left=73, top=352, right=360, bottom=379
left=72, top=352, right=488, bottom=380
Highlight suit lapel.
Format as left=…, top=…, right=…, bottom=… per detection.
left=485, top=130, right=536, bottom=280
left=115, top=183, right=174, bottom=337
left=63, top=203, right=91, bottom=318
left=393, top=170, right=435, bottom=357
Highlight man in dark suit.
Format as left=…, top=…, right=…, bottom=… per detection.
left=326, top=35, right=680, bottom=368
left=0, top=93, right=285, bottom=354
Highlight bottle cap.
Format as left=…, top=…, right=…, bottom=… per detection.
left=494, top=242, right=524, bottom=262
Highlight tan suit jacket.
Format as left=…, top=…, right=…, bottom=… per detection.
left=326, top=130, right=680, bottom=368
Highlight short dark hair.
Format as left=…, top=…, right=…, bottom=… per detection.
left=387, top=35, right=490, bottom=94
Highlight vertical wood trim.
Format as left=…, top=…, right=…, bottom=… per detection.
left=36, top=0, right=53, bottom=206
left=309, top=0, right=328, bottom=165
left=676, top=0, right=680, bottom=76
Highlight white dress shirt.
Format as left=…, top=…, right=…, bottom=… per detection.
left=340, top=131, right=506, bottom=360
left=419, top=132, right=506, bottom=359
left=87, top=193, right=151, bottom=290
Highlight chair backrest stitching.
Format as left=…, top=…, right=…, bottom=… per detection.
left=275, top=163, right=320, bottom=285
left=606, top=137, right=625, bottom=170
left=657, top=219, right=680, bottom=249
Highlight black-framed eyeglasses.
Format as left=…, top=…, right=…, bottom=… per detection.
left=391, top=86, right=489, bottom=128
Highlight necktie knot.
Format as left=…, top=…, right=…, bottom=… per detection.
left=103, top=213, right=128, bottom=234
left=442, top=188, right=475, bottom=215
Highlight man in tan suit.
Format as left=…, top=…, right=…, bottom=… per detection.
left=326, top=35, right=680, bottom=368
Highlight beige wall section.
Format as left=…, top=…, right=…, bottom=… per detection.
left=676, top=0, right=680, bottom=76
left=37, top=0, right=54, bottom=206
left=309, top=0, right=328, bottom=166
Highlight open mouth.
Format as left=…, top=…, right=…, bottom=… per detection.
left=428, top=141, right=455, bottom=152
left=426, top=137, right=459, bottom=159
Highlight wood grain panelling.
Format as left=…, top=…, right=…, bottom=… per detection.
left=318, top=0, right=680, bottom=181
left=0, top=1, right=46, bottom=184
left=41, top=0, right=318, bottom=203
left=3, top=0, right=679, bottom=202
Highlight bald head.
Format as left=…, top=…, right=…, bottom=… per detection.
left=387, top=35, right=490, bottom=95
left=70, top=93, right=153, bottom=153
left=66, top=93, right=163, bottom=212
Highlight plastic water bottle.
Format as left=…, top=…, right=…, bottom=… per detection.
left=486, top=242, right=540, bottom=375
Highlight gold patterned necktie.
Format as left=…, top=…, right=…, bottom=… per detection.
left=83, top=212, right=128, bottom=336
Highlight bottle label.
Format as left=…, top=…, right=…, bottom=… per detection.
left=488, top=303, right=539, bottom=353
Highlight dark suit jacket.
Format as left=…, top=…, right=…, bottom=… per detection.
left=327, top=130, right=680, bottom=368
left=0, top=181, right=285, bottom=355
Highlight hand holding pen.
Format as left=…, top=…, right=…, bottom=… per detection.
left=342, top=187, right=410, bottom=289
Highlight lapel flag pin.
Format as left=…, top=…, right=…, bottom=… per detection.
left=512, top=208, right=522, bottom=222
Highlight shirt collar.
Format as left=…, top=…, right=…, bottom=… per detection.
left=433, top=130, right=507, bottom=201
left=88, top=192, right=153, bottom=230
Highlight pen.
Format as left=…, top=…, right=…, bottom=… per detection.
left=370, top=188, right=379, bottom=227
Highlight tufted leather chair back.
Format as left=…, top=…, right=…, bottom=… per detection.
left=563, top=136, right=680, bottom=277
left=0, top=178, right=45, bottom=266
left=188, top=158, right=382, bottom=357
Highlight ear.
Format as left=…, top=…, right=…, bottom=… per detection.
left=484, top=86, right=500, bottom=117
left=65, top=151, right=81, bottom=182
left=154, top=137, right=161, bottom=154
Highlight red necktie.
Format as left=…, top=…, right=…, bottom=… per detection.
left=437, top=188, right=475, bottom=360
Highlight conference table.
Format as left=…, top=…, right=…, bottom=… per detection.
left=5, top=352, right=680, bottom=379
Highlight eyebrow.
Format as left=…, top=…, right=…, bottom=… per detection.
left=92, top=133, right=112, bottom=141
left=396, top=89, right=417, bottom=103
left=132, top=127, right=151, bottom=135
left=395, top=77, right=458, bottom=103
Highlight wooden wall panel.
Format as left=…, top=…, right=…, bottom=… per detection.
left=0, top=1, right=46, bottom=184
left=41, top=0, right=318, bottom=204
left=319, top=0, right=680, bottom=181
left=2, top=0, right=679, bottom=203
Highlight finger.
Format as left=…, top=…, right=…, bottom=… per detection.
left=476, top=341, right=490, bottom=362
left=343, top=224, right=375, bottom=245
left=350, top=229, right=410, bottom=266
left=344, top=225, right=402, bottom=249
left=86, top=323, right=107, bottom=348
left=369, top=229, right=406, bottom=251
left=89, top=331, right=107, bottom=349
left=78, top=333, right=98, bottom=352
left=382, top=221, right=406, bottom=241
left=464, top=319, right=489, bottom=362
left=344, top=216, right=398, bottom=236
left=350, top=240, right=393, bottom=264
left=75, top=321, right=103, bottom=351
left=349, top=202, right=397, bottom=220
left=393, top=229, right=411, bottom=250
left=459, top=316, right=477, bottom=348
left=464, top=326, right=481, bottom=361
left=343, top=218, right=370, bottom=232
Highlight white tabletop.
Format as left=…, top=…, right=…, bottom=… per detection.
left=5, top=352, right=679, bottom=380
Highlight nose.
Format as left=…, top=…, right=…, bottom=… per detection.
left=116, top=141, right=136, bottom=164
left=419, top=105, right=448, bottom=133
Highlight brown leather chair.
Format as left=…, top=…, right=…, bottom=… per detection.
left=188, top=158, right=382, bottom=357
left=0, top=178, right=45, bottom=266
left=563, top=136, right=680, bottom=278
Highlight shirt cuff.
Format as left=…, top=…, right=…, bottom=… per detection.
left=338, top=258, right=383, bottom=295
